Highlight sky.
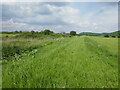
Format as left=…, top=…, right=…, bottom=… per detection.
left=0, top=1, right=119, bottom=33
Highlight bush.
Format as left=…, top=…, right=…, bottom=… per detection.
left=111, top=36, right=116, bottom=38
left=104, top=35, right=109, bottom=38
left=118, top=36, right=120, bottom=38
left=70, top=31, right=76, bottom=36
left=5, top=35, right=8, bottom=38
left=43, top=29, right=54, bottom=35
left=2, top=41, right=37, bottom=60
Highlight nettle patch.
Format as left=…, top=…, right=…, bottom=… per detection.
left=2, top=40, right=54, bottom=63
left=14, top=49, right=38, bottom=61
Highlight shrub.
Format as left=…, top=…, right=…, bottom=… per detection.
left=111, top=36, right=116, bottom=38
left=2, top=41, right=37, bottom=60
left=43, top=29, right=54, bottom=35
left=104, top=35, right=109, bottom=38
left=118, top=36, right=120, bottom=38
left=5, top=35, right=8, bottom=38
left=70, top=31, right=76, bottom=36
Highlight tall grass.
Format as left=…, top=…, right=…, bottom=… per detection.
left=2, top=38, right=55, bottom=61
left=2, top=36, right=118, bottom=88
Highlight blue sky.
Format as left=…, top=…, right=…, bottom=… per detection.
left=1, top=2, right=118, bottom=33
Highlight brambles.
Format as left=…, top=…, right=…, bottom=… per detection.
left=2, top=41, right=39, bottom=60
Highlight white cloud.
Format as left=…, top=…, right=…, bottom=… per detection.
left=1, top=0, right=119, bottom=3
left=1, top=2, right=118, bottom=33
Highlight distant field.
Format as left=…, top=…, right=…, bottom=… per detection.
left=0, top=34, right=19, bottom=38
left=2, top=36, right=118, bottom=88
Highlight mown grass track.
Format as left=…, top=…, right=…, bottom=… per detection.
left=2, top=36, right=118, bottom=88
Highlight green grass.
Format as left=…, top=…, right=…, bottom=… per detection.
left=91, top=37, right=118, bottom=54
left=0, top=34, right=19, bottom=38
left=2, top=36, right=118, bottom=88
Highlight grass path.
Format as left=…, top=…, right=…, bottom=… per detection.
left=2, top=37, right=118, bottom=88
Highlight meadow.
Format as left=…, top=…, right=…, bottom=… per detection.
left=1, top=35, right=118, bottom=88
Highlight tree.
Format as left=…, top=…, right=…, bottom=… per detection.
left=5, top=35, right=8, bottom=38
left=43, top=29, right=54, bottom=35
left=70, top=31, right=76, bottom=36
left=104, top=35, right=109, bottom=38
left=31, top=31, right=35, bottom=34
left=19, top=31, right=22, bottom=33
left=14, top=31, right=19, bottom=34
left=111, top=36, right=116, bottom=38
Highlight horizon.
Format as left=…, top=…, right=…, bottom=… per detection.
left=1, top=30, right=119, bottom=34
left=1, top=2, right=118, bottom=33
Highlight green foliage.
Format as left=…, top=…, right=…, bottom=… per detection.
left=1, top=30, right=72, bottom=39
left=78, top=31, right=120, bottom=37
left=43, top=29, right=54, bottom=35
left=31, top=31, right=35, bottom=34
left=118, top=36, right=120, bottom=38
left=70, top=31, right=76, bottom=36
left=111, top=36, right=116, bottom=38
left=14, top=31, right=19, bottom=34
left=2, top=41, right=38, bottom=60
left=79, top=32, right=102, bottom=36
left=5, top=35, right=8, bottom=38
left=109, top=30, right=120, bottom=36
left=1, top=30, right=120, bottom=38
left=104, top=35, right=109, bottom=37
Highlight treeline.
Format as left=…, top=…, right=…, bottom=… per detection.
left=79, top=31, right=120, bottom=38
left=1, top=29, right=78, bottom=39
left=1, top=30, right=120, bottom=38
left=102, top=31, right=120, bottom=38
left=2, top=29, right=77, bottom=35
left=79, top=32, right=102, bottom=36
left=2, top=30, right=54, bottom=35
